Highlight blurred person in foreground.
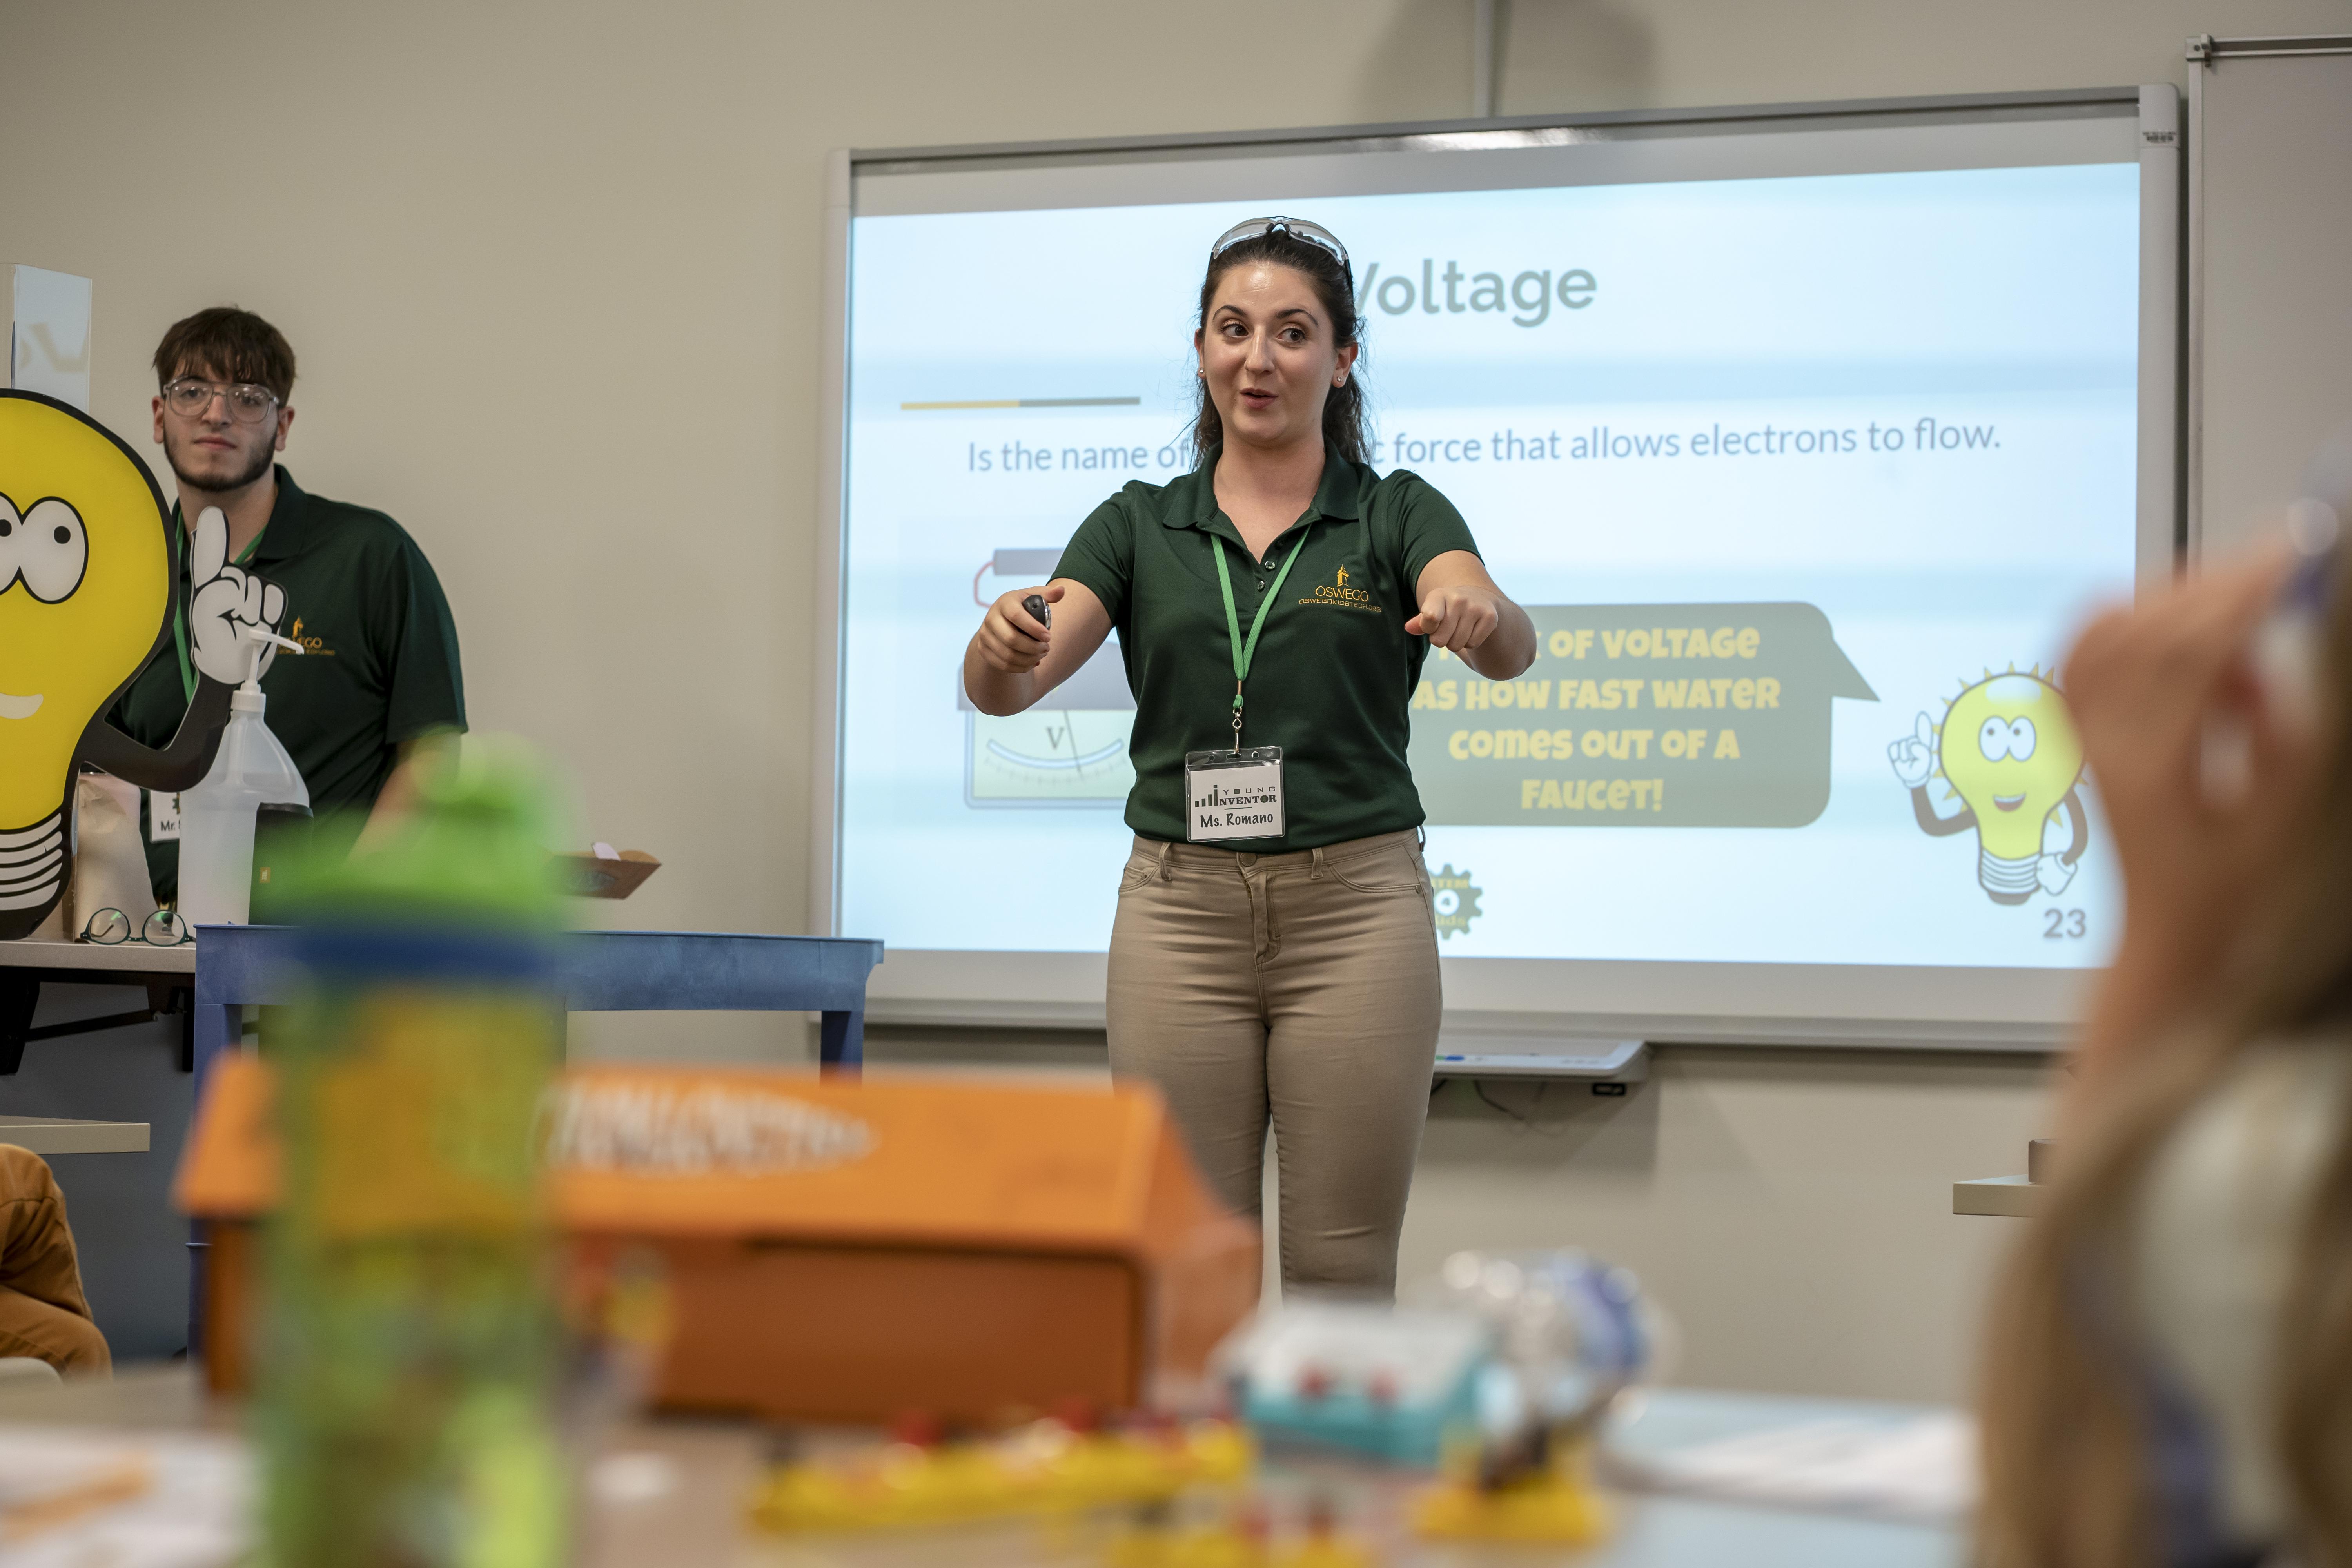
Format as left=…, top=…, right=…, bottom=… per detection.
left=1980, top=533, right=2352, bottom=1568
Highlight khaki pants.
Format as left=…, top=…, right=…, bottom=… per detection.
left=1106, top=829, right=1440, bottom=1298
left=0, top=1145, right=109, bottom=1374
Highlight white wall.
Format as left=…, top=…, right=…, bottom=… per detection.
left=5, top=0, right=2339, bottom=1394
left=1406, top=1048, right=2052, bottom=1400
left=863, top=1030, right=2048, bottom=1401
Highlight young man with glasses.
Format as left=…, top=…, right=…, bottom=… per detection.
left=110, top=307, right=466, bottom=899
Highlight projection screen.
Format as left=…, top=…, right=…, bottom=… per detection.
left=816, top=86, right=2182, bottom=1051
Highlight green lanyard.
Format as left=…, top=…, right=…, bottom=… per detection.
left=170, top=517, right=265, bottom=703
left=1209, top=529, right=1309, bottom=747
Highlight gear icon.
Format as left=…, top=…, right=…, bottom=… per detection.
left=1429, top=864, right=1483, bottom=940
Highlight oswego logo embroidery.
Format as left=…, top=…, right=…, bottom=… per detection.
left=287, top=616, right=336, bottom=657
left=1303, top=564, right=1378, bottom=612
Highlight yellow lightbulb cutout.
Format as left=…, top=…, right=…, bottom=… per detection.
left=0, top=395, right=171, bottom=922
left=1936, top=670, right=2083, bottom=904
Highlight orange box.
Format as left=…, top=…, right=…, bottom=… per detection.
left=178, top=1058, right=1260, bottom=1423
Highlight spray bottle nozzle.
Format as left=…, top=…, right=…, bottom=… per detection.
left=240, top=624, right=303, bottom=673
left=233, top=625, right=307, bottom=712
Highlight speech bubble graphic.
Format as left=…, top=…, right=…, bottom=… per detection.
left=1407, top=603, right=1877, bottom=827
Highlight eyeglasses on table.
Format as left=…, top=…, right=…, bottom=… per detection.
left=79, top=908, right=193, bottom=947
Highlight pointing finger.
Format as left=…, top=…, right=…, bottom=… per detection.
left=191, top=506, right=229, bottom=583
left=1415, top=592, right=1452, bottom=640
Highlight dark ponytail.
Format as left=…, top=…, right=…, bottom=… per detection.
left=1191, top=229, right=1369, bottom=468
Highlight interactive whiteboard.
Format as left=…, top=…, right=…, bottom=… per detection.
left=817, top=88, right=2181, bottom=1048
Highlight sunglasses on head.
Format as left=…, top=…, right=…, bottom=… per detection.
left=1209, top=216, right=1351, bottom=274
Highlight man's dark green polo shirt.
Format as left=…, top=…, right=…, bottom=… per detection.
left=112, top=466, right=466, bottom=897
left=1054, top=452, right=1479, bottom=851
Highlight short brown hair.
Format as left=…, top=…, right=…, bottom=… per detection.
left=152, top=307, right=296, bottom=402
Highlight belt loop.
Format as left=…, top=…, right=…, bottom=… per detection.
left=1416, top=826, right=1427, bottom=851
left=1310, top=845, right=1328, bottom=881
left=1156, top=839, right=1175, bottom=884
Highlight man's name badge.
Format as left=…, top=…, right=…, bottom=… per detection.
left=1184, top=747, right=1285, bottom=843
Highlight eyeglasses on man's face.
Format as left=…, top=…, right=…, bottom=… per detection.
left=162, top=378, right=280, bottom=424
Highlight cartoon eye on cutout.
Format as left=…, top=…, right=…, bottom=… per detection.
left=18, top=499, right=87, bottom=603
left=0, top=493, right=20, bottom=592
left=2006, top=717, right=2037, bottom=761
left=1978, top=716, right=2013, bottom=761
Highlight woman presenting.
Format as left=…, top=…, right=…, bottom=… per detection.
left=963, top=217, right=1535, bottom=1296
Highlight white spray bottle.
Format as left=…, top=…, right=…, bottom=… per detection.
left=178, top=627, right=310, bottom=929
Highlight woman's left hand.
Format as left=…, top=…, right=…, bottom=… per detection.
left=1406, top=583, right=1503, bottom=653
left=1408, top=551, right=1537, bottom=676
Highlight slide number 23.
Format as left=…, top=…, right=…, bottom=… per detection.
left=2043, top=909, right=2087, bottom=940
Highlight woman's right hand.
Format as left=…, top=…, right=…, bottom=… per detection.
left=973, top=583, right=1064, bottom=674
left=964, top=577, right=1111, bottom=716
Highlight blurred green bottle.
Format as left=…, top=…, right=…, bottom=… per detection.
left=258, top=745, right=569, bottom=1568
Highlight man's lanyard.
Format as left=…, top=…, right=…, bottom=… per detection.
left=1210, top=528, right=1309, bottom=746
left=171, top=519, right=266, bottom=704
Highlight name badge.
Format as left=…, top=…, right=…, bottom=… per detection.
left=1184, top=747, right=1285, bottom=843
left=149, top=790, right=181, bottom=842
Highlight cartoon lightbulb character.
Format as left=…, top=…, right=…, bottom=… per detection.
left=0, top=390, right=288, bottom=939
left=1887, top=667, right=2087, bottom=905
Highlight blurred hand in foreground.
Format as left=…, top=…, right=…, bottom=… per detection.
left=2064, top=545, right=2334, bottom=1081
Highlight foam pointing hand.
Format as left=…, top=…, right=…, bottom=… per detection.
left=187, top=506, right=288, bottom=684
left=1888, top=712, right=1937, bottom=789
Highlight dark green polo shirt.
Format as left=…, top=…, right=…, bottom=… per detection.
left=1054, top=452, right=1478, bottom=851
left=111, top=466, right=466, bottom=898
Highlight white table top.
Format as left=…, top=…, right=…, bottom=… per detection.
left=0, top=1372, right=1960, bottom=1567
left=0, top=939, right=194, bottom=977
left=0, top=1115, right=150, bottom=1156
left=1953, top=1175, right=2039, bottom=1218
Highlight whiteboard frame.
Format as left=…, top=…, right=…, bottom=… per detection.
left=814, top=88, right=2183, bottom=1051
